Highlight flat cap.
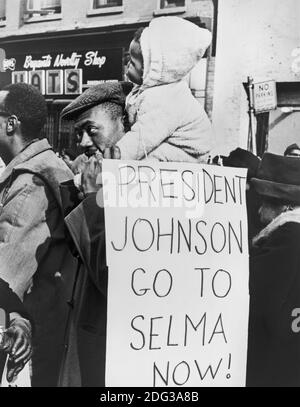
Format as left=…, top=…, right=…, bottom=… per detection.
left=61, top=81, right=133, bottom=121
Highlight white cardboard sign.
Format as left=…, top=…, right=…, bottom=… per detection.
left=103, top=161, right=249, bottom=387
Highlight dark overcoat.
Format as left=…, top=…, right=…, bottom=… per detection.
left=247, top=221, right=300, bottom=387
left=60, top=192, right=108, bottom=387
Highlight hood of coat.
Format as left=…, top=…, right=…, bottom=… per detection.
left=140, top=16, right=212, bottom=88
left=253, top=207, right=300, bottom=247
left=0, top=139, right=74, bottom=208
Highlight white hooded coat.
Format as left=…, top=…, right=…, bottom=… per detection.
left=117, top=17, right=214, bottom=162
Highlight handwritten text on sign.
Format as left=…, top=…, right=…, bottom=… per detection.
left=103, top=161, right=249, bottom=387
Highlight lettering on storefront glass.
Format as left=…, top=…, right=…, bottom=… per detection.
left=22, top=51, right=108, bottom=71
left=24, top=55, right=52, bottom=70
left=5, top=48, right=123, bottom=98
left=12, top=69, right=82, bottom=96
left=46, top=70, right=63, bottom=95
left=12, top=71, right=28, bottom=84
left=84, top=51, right=107, bottom=68
left=65, top=69, right=82, bottom=95
left=28, top=70, right=46, bottom=95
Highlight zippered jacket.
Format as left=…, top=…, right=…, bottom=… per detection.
left=0, top=139, right=77, bottom=387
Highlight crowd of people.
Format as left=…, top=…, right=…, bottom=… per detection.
left=0, top=16, right=300, bottom=387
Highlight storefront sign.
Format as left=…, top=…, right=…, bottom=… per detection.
left=46, top=70, right=63, bottom=95
left=3, top=48, right=123, bottom=98
left=21, top=51, right=107, bottom=71
left=103, top=161, right=250, bottom=387
left=3, top=58, right=16, bottom=72
left=253, top=79, right=277, bottom=114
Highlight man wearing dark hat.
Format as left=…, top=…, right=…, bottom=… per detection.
left=59, top=82, right=132, bottom=387
left=218, top=148, right=262, bottom=242
left=284, top=143, right=300, bottom=157
left=247, top=153, right=300, bottom=386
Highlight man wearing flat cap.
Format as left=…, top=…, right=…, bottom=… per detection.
left=59, top=81, right=132, bottom=387
left=61, top=81, right=132, bottom=161
left=247, top=153, right=300, bottom=386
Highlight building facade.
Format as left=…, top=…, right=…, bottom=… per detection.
left=0, top=0, right=216, bottom=153
left=213, top=0, right=300, bottom=156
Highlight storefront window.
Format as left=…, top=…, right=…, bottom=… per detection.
left=0, top=0, right=6, bottom=23
left=88, top=0, right=123, bottom=15
left=92, top=0, right=122, bottom=8
left=26, top=0, right=61, bottom=17
left=160, top=0, right=185, bottom=8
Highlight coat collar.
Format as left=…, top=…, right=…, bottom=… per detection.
left=253, top=207, right=300, bottom=247
left=0, top=139, right=52, bottom=185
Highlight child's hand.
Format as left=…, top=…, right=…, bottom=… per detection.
left=81, top=155, right=103, bottom=195
left=80, top=146, right=121, bottom=196
left=5, top=317, right=32, bottom=383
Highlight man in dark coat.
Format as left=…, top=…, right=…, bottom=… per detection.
left=247, top=152, right=300, bottom=387
left=59, top=82, right=132, bottom=387
left=218, top=147, right=263, bottom=242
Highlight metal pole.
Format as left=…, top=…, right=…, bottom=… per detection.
left=247, top=76, right=257, bottom=155
left=249, top=79, right=257, bottom=156
left=247, top=77, right=253, bottom=151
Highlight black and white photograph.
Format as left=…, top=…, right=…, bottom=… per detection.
left=0, top=0, right=299, bottom=394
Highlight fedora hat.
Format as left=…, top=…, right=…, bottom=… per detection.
left=251, top=153, right=300, bottom=204
left=222, top=148, right=260, bottom=180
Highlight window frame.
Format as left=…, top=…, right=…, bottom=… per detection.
left=154, top=0, right=186, bottom=16
left=87, top=0, right=124, bottom=16
left=24, top=0, right=62, bottom=23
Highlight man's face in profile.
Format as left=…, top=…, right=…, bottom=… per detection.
left=74, top=105, right=125, bottom=157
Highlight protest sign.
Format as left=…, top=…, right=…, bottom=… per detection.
left=102, top=161, right=249, bottom=387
